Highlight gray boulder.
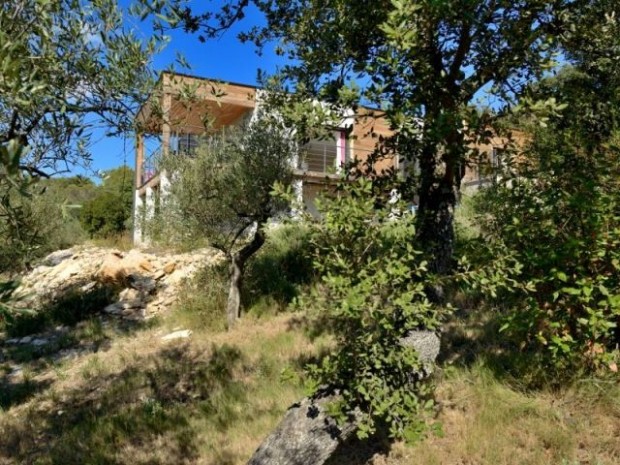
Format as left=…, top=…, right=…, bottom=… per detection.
left=247, top=330, right=440, bottom=465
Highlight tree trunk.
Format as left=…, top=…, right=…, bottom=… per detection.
left=415, top=121, right=464, bottom=277
left=226, top=222, right=267, bottom=329
left=226, top=255, right=244, bottom=328
left=416, top=175, right=457, bottom=275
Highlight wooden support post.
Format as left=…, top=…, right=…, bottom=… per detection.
left=135, top=131, right=144, bottom=187
left=162, top=92, right=172, bottom=157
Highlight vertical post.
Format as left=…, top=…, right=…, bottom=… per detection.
left=133, top=131, right=145, bottom=246
left=337, top=130, right=346, bottom=172
left=135, top=131, right=144, bottom=187
left=133, top=192, right=144, bottom=245
left=323, top=145, right=327, bottom=173
left=162, top=92, right=172, bottom=158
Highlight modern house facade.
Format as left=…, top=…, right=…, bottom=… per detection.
left=132, top=71, right=516, bottom=244
left=132, top=72, right=399, bottom=244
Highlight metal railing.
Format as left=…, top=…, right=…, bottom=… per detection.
left=296, top=144, right=398, bottom=175
left=140, top=137, right=392, bottom=186
left=141, top=147, right=161, bottom=185
left=297, top=136, right=344, bottom=174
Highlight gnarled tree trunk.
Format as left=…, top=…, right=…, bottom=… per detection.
left=226, top=254, right=245, bottom=328
left=226, top=222, right=266, bottom=329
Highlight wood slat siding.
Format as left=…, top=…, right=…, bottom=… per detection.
left=351, top=109, right=396, bottom=174
left=137, top=72, right=526, bottom=190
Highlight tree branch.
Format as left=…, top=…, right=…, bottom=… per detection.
left=448, top=20, right=472, bottom=84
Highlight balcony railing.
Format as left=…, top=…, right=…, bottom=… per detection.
left=297, top=136, right=344, bottom=174
left=141, top=147, right=161, bottom=185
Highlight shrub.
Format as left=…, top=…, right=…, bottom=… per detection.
left=243, top=223, right=314, bottom=311
left=81, top=191, right=131, bottom=239
left=469, top=132, right=620, bottom=383
left=302, top=177, right=446, bottom=440
left=171, top=264, right=229, bottom=333
left=6, top=283, right=121, bottom=337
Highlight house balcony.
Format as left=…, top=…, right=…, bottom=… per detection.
left=135, top=72, right=256, bottom=191
left=295, top=131, right=349, bottom=178
left=296, top=145, right=340, bottom=176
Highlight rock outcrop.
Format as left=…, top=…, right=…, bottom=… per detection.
left=14, top=245, right=224, bottom=321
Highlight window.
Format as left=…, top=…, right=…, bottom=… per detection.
left=299, top=130, right=348, bottom=173
left=170, top=133, right=200, bottom=155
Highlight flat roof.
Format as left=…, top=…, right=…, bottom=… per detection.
left=157, top=70, right=385, bottom=113
left=160, top=70, right=260, bottom=91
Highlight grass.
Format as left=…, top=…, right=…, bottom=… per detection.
left=1, top=224, right=617, bottom=464
left=5, top=282, right=122, bottom=337
left=243, top=223, right=314, bottom=312
left=164, top=264, right=230, bottom=333
left=1, top=296, right=618, bottom=465
left=88, top=232, right=134, bottom=251
left=0, top=309, right=328, bottom=465
left=377, top=365, right=620, bottom=465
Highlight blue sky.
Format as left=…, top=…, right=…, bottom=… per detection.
left=82, top=1, right=283, bottom=179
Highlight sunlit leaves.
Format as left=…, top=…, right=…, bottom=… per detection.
left=302, top=176, right=446, bottom=440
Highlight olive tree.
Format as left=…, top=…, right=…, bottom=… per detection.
left=0, top=0, right=158, bottom=176
left=159, top=117, right=295, bottom=327
left=0, top=0, right=159, bottom=274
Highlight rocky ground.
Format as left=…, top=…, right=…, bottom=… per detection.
left=3, top=245, right=223, bottom=352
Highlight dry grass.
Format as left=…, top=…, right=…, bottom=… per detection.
left=377, top=367, right=619, bottom=465
left=0, top=312, right=327, bottom=465
left=1, top=295, right=618, bottom=465
left=87, top=232, right=134, bottom=251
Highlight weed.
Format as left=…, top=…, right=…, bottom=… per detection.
left=6, top=283, right=121, bottom=337
left=80, top=355, right=105, bottom=380
left=167, top=264, right=229, bottom=333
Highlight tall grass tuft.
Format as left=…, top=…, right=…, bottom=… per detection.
left=244, top=223, right=314, bottom=314
left=168, top=263, right=230, bottom=333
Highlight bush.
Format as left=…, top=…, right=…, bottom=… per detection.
left=469, top=132, right=620, bottom=384
left=0, top=179, right=72, bottom=272
left=81, top=191, right=131, bottom=239
left=243, top=223, right=314, bottom=312
left=301, top=177, right=446, bottom=440
left=170, top=264, right=229, bottom=333
left=80, top=167, right=134, bottom=239
left=6, top=283, right=121, bottom=337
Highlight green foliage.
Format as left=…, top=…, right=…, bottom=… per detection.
left=1, top=173, right=112, bottom=273
left=149, top=0, right=603, bottom=272
left=0, top=0, right=156, bottom=276
left=5, top=283, right=121, bottom=337
left=153, top=117, right=296, bottom=324
left=80, top=166, right=134, bottom=239
left=303, top=177, right=445, bottom=440
left=0, top=280, right=20, bottom=328
left=156, top=118, right=294, bottom=254
left=465, top=61, right=620, bottom=382
left=471, top=147, right=620, bottom=381
left=0, top=0, right=158, bottom=175
left=0, top=177, right=71, bottom=272
left=244, top=223, right=314, bottom=310
left=79, top=190, right=129, bottom=239
left=171, top=264, right=229, bottom=333
left=39, top=175, right=97, bottom=246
